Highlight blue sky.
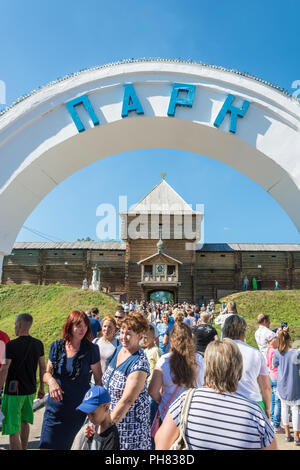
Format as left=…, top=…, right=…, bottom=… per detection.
left=1, top=0, right=300, bottom=244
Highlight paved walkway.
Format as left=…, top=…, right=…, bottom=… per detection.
left=0, top=406, right=299, bottom=450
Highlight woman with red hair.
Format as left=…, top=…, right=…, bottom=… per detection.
left=40, top=311, right=102, bottom=450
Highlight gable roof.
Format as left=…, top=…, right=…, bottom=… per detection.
left=137, top=251, right=183, bottom=265
left=122, top=179, right=201, bottom=215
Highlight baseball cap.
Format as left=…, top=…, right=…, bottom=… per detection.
left=76, top=386, right=111, bottom=414
left=281, top=322, right=288, bottom=328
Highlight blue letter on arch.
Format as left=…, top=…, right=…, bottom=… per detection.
left=214, top=93, right=250, bottom=133
left=167, top=83, right=196, bottom=117
left=121, top=84, right=144, bottom=118
left=65, top=94, right=99, bottom=133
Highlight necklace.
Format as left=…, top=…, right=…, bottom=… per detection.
left=66, top=342, right=80, bottom=357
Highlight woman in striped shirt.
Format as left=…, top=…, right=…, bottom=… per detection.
left=155, top=339, right=276, bottom=450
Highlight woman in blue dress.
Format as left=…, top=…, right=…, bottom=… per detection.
left=156, top=312, right=170, bottom=354
left=102, top=313, right=151, bottom=450
left=40, top=311, right=102, bottom=450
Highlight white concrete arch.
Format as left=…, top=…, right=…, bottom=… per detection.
left=0, top=59, right=300, bottom=271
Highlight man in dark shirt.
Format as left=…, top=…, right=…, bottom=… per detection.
left=0, top=313, right=45, bottom=450
left=192, top=311, right=219, bottom=355
left=114, top=307, right=126, bottom=341
left=87, top=308, right=102, bottom=339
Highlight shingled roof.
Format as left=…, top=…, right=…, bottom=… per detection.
left=12, top=242, right=300, bottom=252
left=196, top=243, right=300, bottom=252
left=13, top=241, right=126, bottom=250
left=121, top=179, right=201, bottom=215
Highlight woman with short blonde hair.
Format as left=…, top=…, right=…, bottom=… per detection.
left=92, top=315, right=119, bottom=376
left=204, top=339, right=243, bottom=393
left=155, top=338, right=276, bottom=450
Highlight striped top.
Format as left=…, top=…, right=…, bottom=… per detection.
left=169, top=387, right=274, bottom=450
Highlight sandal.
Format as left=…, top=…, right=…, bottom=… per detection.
left=285, top=436, right=293, bottom=442
left=294, top=440, right=300, bottom=446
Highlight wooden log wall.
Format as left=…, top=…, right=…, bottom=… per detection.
left=2, top=250, right=41, bottom=285
left=238, top=251, right=292, bottom=289
left=194, top=251, right=300, bottom=301
left=194, top=252, right=236, bottom=302
left=2, top=248, right=125, bottom=292
left=2, top=247, right=300, bottom=301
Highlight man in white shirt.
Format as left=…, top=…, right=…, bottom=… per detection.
left=214, top=301, right=237, bottom=338
left=223, top=314, right=271, bottom=418
left=254, top=314, right=273, bottom=358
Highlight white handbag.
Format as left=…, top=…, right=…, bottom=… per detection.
left=170, top=388, right=195, bottom=450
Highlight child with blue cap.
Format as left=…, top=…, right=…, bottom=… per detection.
left=71, top=386, right=119, bottom=450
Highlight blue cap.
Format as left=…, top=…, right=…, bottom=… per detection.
left=281, top=322, right=288, bottom=328
left=76, top=386, right=111, bottom=413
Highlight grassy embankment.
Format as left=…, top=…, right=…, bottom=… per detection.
left=216, top=289, right=300, bottom=347
left=0, top=283, right=119, bottom=363
left=1, top=285, right=300, bottom=352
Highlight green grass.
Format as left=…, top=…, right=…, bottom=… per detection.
left=1, top=285, right=300, bottom=352
left=215, top=290, right=300, bottom=347
left=0, top=283, right=119, bottom=367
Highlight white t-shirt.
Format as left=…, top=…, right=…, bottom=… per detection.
left=254, top=325, right=273, bottom=357
left=156, top=352, right=204, bottom=420
left=92, top=337, right=119, bottom=377
left=234, top=339, right=269, bottom=402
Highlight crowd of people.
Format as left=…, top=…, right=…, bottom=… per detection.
left=0, top=299, right=299, bottom=451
